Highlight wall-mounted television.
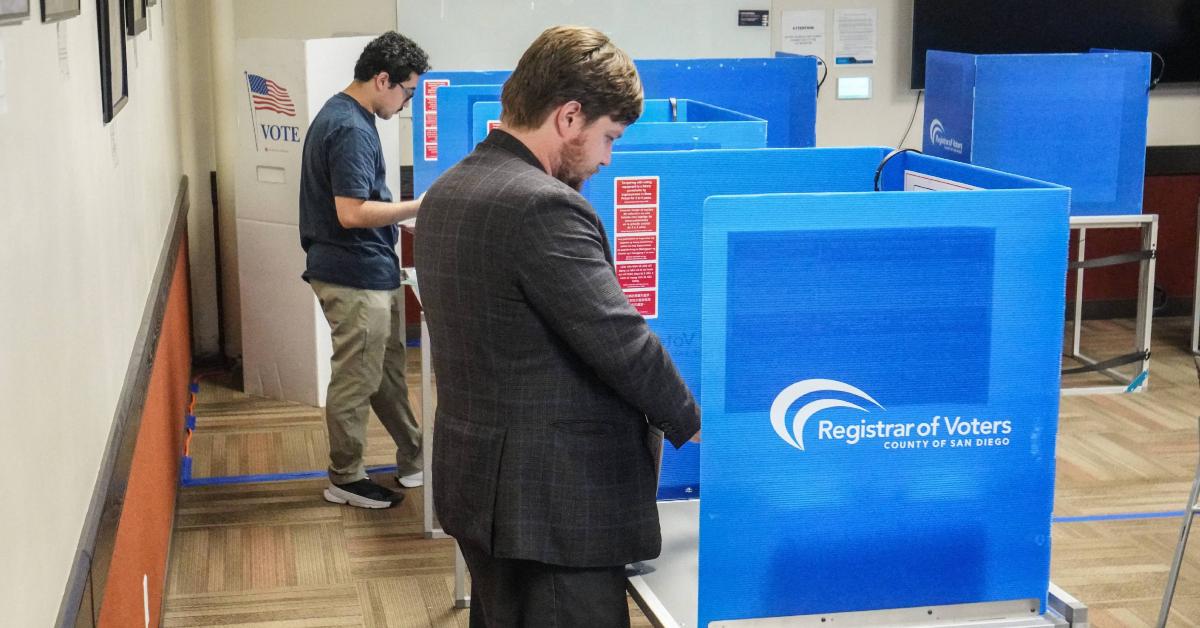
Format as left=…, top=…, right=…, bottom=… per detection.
left=911, top=0, right=1200, bottom=89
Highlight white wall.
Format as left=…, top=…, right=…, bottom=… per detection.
left=177, top=1, right=221, bottom=359
left=205, top=0, right=397, bottom=360
left=394, top=0, right=771, bottom=70
left=0, top=3, right=183, bottom=625
left=771, top=0, right=1200, bottom=148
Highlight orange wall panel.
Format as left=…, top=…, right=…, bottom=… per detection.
left=98, top=241, right=192, bottom=628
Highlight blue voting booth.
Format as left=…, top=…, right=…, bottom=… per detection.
left=616, top=147, right=1069, bottom=625
left=922, top=50, right=1150, bottom=216
left=471, top=99, right=768, bottom=150
left=413, top=56, right=818, bottom=195
left=584, top=148, right=887, bottom=498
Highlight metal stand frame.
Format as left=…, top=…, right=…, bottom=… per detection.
left=1064, top=214, right=1158, bottom=395
left=628, top=500, right=1088, bottom=628
left=1190, top=202, right=1200, bottom=355
left=1156, top=411, right=1200, bottom=627
left=407, top=276, right=470, bottom=610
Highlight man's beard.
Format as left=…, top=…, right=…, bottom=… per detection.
left=553, top=136, right=596, bottom=191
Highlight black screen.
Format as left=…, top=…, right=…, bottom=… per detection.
left=911, top=0, right=1200, bottom=88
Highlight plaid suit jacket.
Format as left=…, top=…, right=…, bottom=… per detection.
left=414, top=130, right=701, bottom=567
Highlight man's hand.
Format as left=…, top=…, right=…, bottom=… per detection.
left=400, top=192, right=425, bottom=232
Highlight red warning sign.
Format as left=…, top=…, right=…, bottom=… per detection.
left=422, top=79, right=451, bottom=162
left=424, top=79, right=448, bottom=98
left=616, top=263, right=656, bottom=289
left=616, top=206, right=657, bottom=233
left=616, top=178, right=659, bottom=206
left=624, top=290, right=657, bottom=317
left=615, top=235, right=657, bottom=262
left=614, top=176, right=660, bottom=318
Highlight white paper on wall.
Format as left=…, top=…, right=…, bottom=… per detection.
left=780, top=9, right=826, bottom=59
left=834, top=8, right=877, bottom=65
left=904, top=170, right=980, bottom=192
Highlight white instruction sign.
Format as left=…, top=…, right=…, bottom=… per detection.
left=781, top=10, right=826, bottom=58
left=834, top=8, right=877, bottom=65
left=904, top=171, right=980, bottom=192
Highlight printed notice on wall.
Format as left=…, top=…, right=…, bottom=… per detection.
left=614, top=176, right=660, bottom=318
left=422, top=79, right=450, bottom=161
left=834, top=8, right=876, bottom=65
left=904, top=171, right=980, bottom=192
left=781, top=10, right=826, bottom=58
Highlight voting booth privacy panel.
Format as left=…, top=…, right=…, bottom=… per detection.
left=413, top=56, right=819, bottom=195
left=234, top=36, right=403, bottom=407
left=582, top=148, right=891, bottom=497
left=922, top=49, right=1150, bottom=216
left=685, top=150, right=1069, bottom=624
left=471, top=99, right=769, bottom=151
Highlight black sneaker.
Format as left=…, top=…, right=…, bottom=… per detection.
left=323, top=478, right=404, bottom=509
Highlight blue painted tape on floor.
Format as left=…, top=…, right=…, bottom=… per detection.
left=1053, top=510, right=1184, bottom=524
left=182, top=464, right=399, bottom=487
left=1125, top=370, right=1149, bottom=392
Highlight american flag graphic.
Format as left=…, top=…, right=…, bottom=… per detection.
left=247, top=73, right=296, bottom=116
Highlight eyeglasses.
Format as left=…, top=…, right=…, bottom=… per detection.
left=396, top=83, right=416, bottom=101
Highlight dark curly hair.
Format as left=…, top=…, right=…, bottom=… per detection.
left=353, top=31, right=431, bottom=86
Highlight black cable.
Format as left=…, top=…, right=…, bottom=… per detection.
left=809, top=55, right=828, bottom=94
left=874, top=147, right=923, bottom=191
left=896, top=89, right=923, bottom=149
left=1149, top=50, right=1165, bottom=91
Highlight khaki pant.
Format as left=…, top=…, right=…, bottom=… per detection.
left=311, top=279, right=422, bottom=484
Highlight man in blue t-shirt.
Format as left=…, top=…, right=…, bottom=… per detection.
left=299, top=31, right=430, bottom=509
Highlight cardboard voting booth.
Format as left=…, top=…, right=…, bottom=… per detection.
left=922, top=50, right=1150, bottom=216
left=234, top=36, right=404, bottom=406
left=470, top=99, right=768, bottom=150
left=413, top=56, right=818, bottom=195
left=616, top=147, right=1070, bottom=625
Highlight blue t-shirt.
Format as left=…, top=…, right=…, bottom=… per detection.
left=299, top=92, right=400, bottom=290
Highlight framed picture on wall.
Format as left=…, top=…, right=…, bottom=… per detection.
left=0, top=0, right=31, bottom=24
left=97, top=0, right=128, bottom=122
left=41, top=0, right=81, bottom=23
left=124, top=0, right=145, bottom=35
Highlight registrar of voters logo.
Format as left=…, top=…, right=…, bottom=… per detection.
left=928, top=118, right=964, bottom=155
left=770, top=379, right=1013, bottom=452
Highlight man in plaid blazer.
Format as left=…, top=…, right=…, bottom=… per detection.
left=414, top=26, right=701, bottom=627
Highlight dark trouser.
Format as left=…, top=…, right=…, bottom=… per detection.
left=458, top=542, right=631, bottom=628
